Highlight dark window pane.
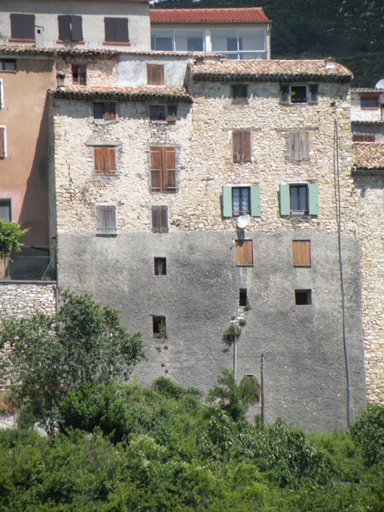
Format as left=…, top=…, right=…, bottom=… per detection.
left=155, top=37, right=172, bottom=51
left=291, top=86, right=307, bottom=104
left=94, top=103, right=104, bottom=119
left=290, top=185, right=308, bottom=212
left=187, top=37, right=203, bottom=51
left=232, top=187, right=250, bottom=215
left=232, top=84, right=247, bottom=99
left=0, top=201, right=11, bottom=222
left=154, top=257, right=167, bottom=276
left=227, top=37, right=237, bottom=51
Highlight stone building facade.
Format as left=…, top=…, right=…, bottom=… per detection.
left=50, top=56, right=368, bottom=432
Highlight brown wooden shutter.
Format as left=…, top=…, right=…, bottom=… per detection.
left=150, top=147, right=162, bottom=190
left=290, top=132, right=309, bottom=161
left=105, top=147, right=116, bottom=174
left=96, top=205, right=117, bottom=235
left=235, top=240, right=253, bottom=266
left=233, top=132, right=241, bottom=162
left=147, top=65, right=164, bottom=85
left=0, top=128, right=5, bottom=158
left=292, top=240, right=311, bottom=266
left=94, top=147, right=104, bottom=172
left=241, top=132, right=251, bottom=162
left=164, top=147, right=176, bottom=191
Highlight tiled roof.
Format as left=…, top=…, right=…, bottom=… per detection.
left=352, top=142, right=384, bottom=172
left=351, top=88, right=384, bottom=94
left=352, top=120, right=384, bottom=126
left=192, top=59, right=353, bottom=82
left=0, top=45, right=222, bottom=59
left=51, top=85, right=192, bottom=102
left=150, top=7, right=269, bottom=23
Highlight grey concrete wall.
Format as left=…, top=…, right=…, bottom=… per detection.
left=57, top=230, right=365, bottom=432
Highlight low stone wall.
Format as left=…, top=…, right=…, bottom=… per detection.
left=0, top=282, right=57, bottom=391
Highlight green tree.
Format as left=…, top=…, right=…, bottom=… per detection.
left=0, top=290, right=145, bottom=430
left=0, top=219, right=29, bottom=259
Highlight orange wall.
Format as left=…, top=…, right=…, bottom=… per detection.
left=0, top=57, right=56, bottom=246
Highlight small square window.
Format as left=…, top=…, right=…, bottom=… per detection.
left=295, top=289, right=312, bottom=305
left=280, top=84, right=318, bottom=105
left=361, top=97, right=379, bottom=109
left=239, top=289, right=247, bottom=307
left=292, top=240, right=311, bottom=266
left=0, top=200, right=11, bottom=222
left=94, top=102, right=116, bottom=120
left=0, top=60, right=16, bottom=71
left=235, top=240, right=253, bottom=266
left=153, top=316, right=166, bottom=338
left=96, top=205, right=117, bottom=236
left=72, top=64, right=86, bottom=85
left=147, top=64, right=164, bottom=86
left=154, top=257, right=167, bottom=275
left=231, top=84, right=248, bottom=104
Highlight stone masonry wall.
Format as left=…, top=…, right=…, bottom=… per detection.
left=0, top=282, right=57, bottom=390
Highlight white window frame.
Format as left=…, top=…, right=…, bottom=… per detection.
left=0, top=79, right=3, bottom=109
left=0, top=126, right=7, bottom=158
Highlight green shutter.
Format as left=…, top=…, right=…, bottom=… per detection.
left=222, top=185, right=232, bottom=218
left=308, top=84, right=318, bottom=104
left=280, top=184, right=290, bottom=216
left=308, top=183, right=319, bottom=215
left=250, top=185, right=261, bottom=217
left=280, top=84, right=289, bottom=104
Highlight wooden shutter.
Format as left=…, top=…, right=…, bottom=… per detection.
left=152, top=206, right=168, bottom=233
left=0, top=128, right=5, bottom=158
left=250, top=185, right=261, bottom=217
left=164, top=147, right=176, bottom=191
left=222, top=185, right=232, bottom=217
left=292, top=240, right=311, bottom=266
left=104, top=18, right=117, bottom=42
left=280, top=84, right=289, bottom=104
left=96, top=205, right=117, bottom=235
left=147, top=65, right=164, bottom=85
left=104, top=147, right=116, bottom=174
left=235, top=240, right=253, bottom=266
left=232, top=132, right=241, bottom=162
left=58, top=15, right=71, bottom=41
left=116, top=18, right=129, bottom=42
left=11, top=14, right=35, bottom=39
left=308, top=183, right=319, bottom=215
left=279, top=184, right=290, bottom=216
left=308, top=84, right=319, bottom=104
left=104, top=102, right=116, bottom=120
left=71, top=16, right=83, bottom=41
left=290, top=132, right=310, bottom=161
left=94, top=147, right=104, bottom=172
left=150, top=147, right=162, bottom=190
left=241, top=131, right=251, bottom=162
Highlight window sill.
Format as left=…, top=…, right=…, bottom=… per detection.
left=57, top=40, right=85, bottom=44
left=103, top=41, right=131, bottom=46
left=9, top=38, right=35, bottom=42
left=96, top=233, right=117, bottom=237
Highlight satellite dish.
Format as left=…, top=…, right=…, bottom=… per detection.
left=375, top=79, right=384, bottom=90
left=237, top=214, right=250, bottom=229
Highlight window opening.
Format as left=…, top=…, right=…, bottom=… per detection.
left=152, top=206, right=168, bottom=233
left=292, top=240, right=311, bottom=266
left=72, top=64, right=86, bottom=85
left=96, top=205, right=117, bottom=236
left=239, top=289, right=247, bottom=307
left=232, top=187, right=250, bottom=216
left=94, top=146, right=116, bottom=175
left=104, top=17, right=129, bottom=43
left=10, top=14, right=35, bottom=40
left=147, top=64, right=164, bottom=85
left=233, top=131, right=251, bottom=163
left=94, top=102, right=116, bottom=120
left=295, top=289, right=312, bottom=305
left=0, top=200, right=11, bottom=222
left=235, top=240, right=253, bottom=266
left=0, top=60, right=16, bottom=71
left=231, top=84, right=248, bottom=104
left=290, top=185, right=308, bottom=214
left=154, top=257, right=167, bottom=275
left=150, top=105, right=167, bottom=121
left=150, top=147, right=176, bottom=192
left=58, top=15, right=83, bottom=41
left=290, top=85, right=307, bottom=104
left=153, top=316, right=166, bottom=338
left=280, top=84, right=318, bottom=105
left=361, top=97, right=379, bottom=109
left=353, top=134, right=375, bottom=142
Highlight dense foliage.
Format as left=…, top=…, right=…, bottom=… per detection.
left=0, top=290, right=145, bottom=431
left=153, top=0, right=384, bottom=87
left=1, top=377, right=384, bottom=511
left=0, top=219, right=28, bottom=259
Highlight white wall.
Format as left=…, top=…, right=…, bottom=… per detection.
left=117, top=54, right=190, bottom=87
left=351, top=92, right=384, bottom=122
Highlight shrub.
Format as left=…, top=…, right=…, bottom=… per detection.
left=350, top=403, right=384, bottom=467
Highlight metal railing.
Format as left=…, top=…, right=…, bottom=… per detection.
left=218, top=51, right=267, bottom=60
left=1, top=255, right=56, bottom=281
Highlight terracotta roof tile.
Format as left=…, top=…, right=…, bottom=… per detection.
left=150, top=7, right=269, bottom=23
left=352, top=142, right=384, bottom=171
left=51, top=85, right=192, bottom=101
left=351, top=88, right=384, bottom=94
left=191, top=59, right=353, bottom=82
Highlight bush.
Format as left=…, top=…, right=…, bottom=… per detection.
left=350, top=403, right=384, bottom=467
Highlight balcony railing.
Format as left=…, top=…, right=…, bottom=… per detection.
left=218, top=50, right=267, bottom=60
left=1, top=255, right=56, bottom=281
